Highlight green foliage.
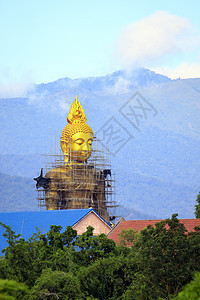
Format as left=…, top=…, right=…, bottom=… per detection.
left=78, top=255, right=138, bottom=300
left=1, top=215, right=200, bottom=299
left=119, top=214, right=200, bottom=299
left=121, top=272, right=161, bottom=300
left=0, top=222, right=33, bottom=284
left=0, top=222, right=78, bottom=287
left=174, top=272, right=200, bottom=299
left=73, top=226, right=116, bottom=266
left=0, top=279, right=28, bottom=299
left=28, top=269, right=83, bottom=300
left=118, top=228, right=140, bottom=246
left=194, top=191, right=200, bottom=218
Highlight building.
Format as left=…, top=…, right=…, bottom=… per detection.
left=108, top=218, right=200, bottom=244
left=0, top=209, right=111, bottom=253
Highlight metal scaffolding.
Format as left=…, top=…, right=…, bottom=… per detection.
left=36, top=137, right=117, bottom=223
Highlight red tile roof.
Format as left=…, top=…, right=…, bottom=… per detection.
left=108, top=219, right=200, bottom=244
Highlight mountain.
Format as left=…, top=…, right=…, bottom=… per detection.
left=0, top=68, right=199, bottom=219
left=0, top=173, right=38, bottom=212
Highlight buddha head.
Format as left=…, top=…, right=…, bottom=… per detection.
left=60, top=96, right=94, bottom=163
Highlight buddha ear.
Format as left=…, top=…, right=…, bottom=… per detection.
left=60, top=140, right=69, bottom=154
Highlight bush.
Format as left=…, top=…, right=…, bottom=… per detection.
left=0, top=279, right=28, bottom=299
left=28, top=269, right=83, bottom=300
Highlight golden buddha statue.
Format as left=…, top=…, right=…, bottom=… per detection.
left=44, top=96, right=110, bottom=222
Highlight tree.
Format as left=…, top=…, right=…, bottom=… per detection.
left=78, top=255, right=138, bottom=300
left=0, top=222, right=33, bottom=284
left=0, top=279, right=28, bottom=300
left=28, top=269, right=83, bottom=300
left=194, top=192, right=200, bottom=218
left=118, top=228, right=140, bottom=247
left=73, top=226, right=116, bottom=266
left=120, top=214, right=200, bottom=299
left=174, top=272, right=200, bottom=299
left=1, top=216, right=200, bottom=299
left=0, top=222, right=77, bottom=287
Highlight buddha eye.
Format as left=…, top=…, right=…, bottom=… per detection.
left=75, top=139, right=84, bottom=145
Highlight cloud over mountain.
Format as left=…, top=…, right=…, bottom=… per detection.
left=116, top=11, right=200, bottom=78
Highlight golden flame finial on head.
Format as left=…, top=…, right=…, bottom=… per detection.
left=67, top=95, right=87, bottom=124
left=60, top=96, right=93, bottom=143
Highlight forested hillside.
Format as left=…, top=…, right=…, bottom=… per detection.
left=0, top=68, right=200, bottom=218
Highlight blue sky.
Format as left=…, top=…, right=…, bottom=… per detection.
left=0, top=0, right=200, bottom=93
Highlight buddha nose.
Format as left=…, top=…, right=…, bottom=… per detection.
left=82, top=143, right=88, bottom=151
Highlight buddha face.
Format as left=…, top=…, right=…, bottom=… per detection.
left=61, top=132, right=93, bottom=163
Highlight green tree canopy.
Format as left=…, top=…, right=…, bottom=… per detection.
left=120, top=214, right=200, bottom=299
left=195, top=191, right=200, bottom=218
left=0, top=279, right=28, bottom=300
left=1, top=215, right=200, bottom=299
left=174, top=272, right=200, bottom=300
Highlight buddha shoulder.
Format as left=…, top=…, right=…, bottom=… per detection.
left=45, top=166, right=70, bottom=179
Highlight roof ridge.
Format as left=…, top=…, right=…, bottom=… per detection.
left=107, top=217, right=125, bottom=237
left=72, top=209, right=112, bottom=229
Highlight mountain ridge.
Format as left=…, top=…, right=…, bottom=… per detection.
left=0, top=68, right=199, bottom=219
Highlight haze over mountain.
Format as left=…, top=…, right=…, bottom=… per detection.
left=0, top=68, right=199, bottom=219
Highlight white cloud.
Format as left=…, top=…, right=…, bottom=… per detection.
left=115, top=11, right=200, bottom=76
left=153, top=62, right=200, bottom=79
left=0, top=68, right=34, bottom=98
left=104, top=77, right=130, bottom=95
left=0, top=81, right=34, bottom=98
left=58, top=98, right=70, bottom=112
left=28, top=89, right=71, bottom=114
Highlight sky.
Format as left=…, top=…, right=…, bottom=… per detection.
left=0, top=0, right=200, bottom=96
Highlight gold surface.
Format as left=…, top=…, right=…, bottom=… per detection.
left=45, top=164, right=109, bottom=221
left=61, top=132, right=93, bottom=164
left=60, top=96, right=94, bottom=163
left=44, top=96, right=110, bottom=222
